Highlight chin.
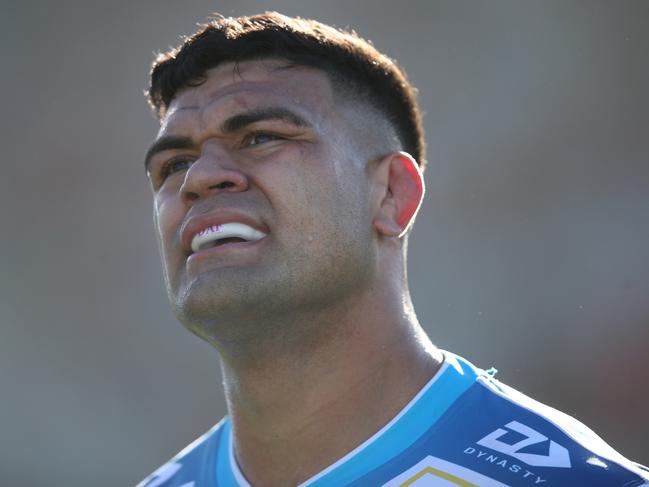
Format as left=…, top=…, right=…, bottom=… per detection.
left=175, top=273, right=247, bottom=316
left=169, top=270, right=276, bottom=339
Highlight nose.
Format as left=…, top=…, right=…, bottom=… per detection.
left=179, top=152, right=249, bottom=204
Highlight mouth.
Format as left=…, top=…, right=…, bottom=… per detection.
left=190, top=222, right=267, bottom=254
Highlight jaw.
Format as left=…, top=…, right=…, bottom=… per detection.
left=171, top=266, right=377, bottom=372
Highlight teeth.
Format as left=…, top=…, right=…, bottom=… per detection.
left=191, top=222, right=266, bottom=253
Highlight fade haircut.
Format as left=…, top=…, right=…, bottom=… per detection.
left=147, top=12, right=427, bottom=169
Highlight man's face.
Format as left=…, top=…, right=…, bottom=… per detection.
left=146, top=60, right=379, bottom=342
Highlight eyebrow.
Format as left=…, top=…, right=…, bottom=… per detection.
left=222, top=107, right=309, bottom=133
left=144, top=107, right=310, bottom=172
left=144, top=135, right=195, bottom=173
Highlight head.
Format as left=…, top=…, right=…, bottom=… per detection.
left=145, top=12, right=427, bottom=351
left=148, top=12, right=426, bottom=170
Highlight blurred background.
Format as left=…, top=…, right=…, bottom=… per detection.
left=1, top=1, right=648, bottom=485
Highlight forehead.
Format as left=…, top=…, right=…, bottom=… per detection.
left=159, top=59, right=336, bottom=135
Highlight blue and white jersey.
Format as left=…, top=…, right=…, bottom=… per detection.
left=137, top=351, right=649, bottom=486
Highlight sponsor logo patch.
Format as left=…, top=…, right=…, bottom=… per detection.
left=476, top=421, right=571, bottom=468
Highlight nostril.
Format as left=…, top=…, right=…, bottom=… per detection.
left=213, top=181, right=235, bottom=190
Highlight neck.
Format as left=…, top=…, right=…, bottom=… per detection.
left=218, top=281, right=443, bottom=487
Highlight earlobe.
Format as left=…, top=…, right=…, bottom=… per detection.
left=372, top=152, right=425, bottom=238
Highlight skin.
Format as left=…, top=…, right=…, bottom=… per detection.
left=147, top=59, right=443, bottom=486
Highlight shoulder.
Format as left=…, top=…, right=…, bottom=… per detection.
left=417, top=352, right=649, bottom=486
left=335, top=352, right=648, bottom=487
left=136, top=419, right=228, bottom=487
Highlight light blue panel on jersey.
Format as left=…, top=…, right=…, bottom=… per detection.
left=303, top=353, right=478, bottom=486
left=215, top=419, right=240, bottom=487
left=138, top=421, right=224, bottom=487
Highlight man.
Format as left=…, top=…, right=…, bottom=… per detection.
left=138, top=12, right=648, bottom=487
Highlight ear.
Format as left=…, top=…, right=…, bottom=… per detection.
left=371, top=152, right=425, bottom=238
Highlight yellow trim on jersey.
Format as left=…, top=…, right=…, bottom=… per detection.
left=400, top=466, right=478, bottom=487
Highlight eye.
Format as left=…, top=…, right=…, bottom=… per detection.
left=160, top=157, right=193, bottom=182
left=245, top=132, right=282, bottom=147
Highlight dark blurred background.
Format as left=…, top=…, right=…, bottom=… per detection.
left=1, top=1, right=647, bottom=485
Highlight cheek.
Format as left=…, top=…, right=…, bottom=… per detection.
left=301, top=175, right=363, bottom=249
left=153, top=196, right=184, bottom=260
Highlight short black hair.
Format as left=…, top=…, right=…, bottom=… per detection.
left=148, top=11, right=426, bottom=169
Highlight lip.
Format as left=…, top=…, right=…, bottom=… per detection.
left=185, top=236, right=268, bottom=268
left=180, top=211, right=270, bottom=256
